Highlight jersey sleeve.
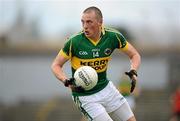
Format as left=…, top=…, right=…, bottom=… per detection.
left=115, top=33, right=128, bottom=51
left=58, top=38, right=72, bottom=59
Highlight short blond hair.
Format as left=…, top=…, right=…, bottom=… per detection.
left=83, top=6, right=103, bottom=20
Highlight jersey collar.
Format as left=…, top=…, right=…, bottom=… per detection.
left=87, top=26, right=105, bottom=46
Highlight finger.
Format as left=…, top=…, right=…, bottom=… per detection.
left=74, top=86, right=85, bottom=93
left=125, top=72, right=131, bottom=77
left=132, top=75, right=138, bottom=81
left=125, top=72, right=129, bottom=75
left=130, top=81, right=136, bottom=93
left=125, top=72, right=133, bottom=78
left=130, top=85, right=135, bottom=93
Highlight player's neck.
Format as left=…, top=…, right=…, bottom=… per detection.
left=87, top=32, right=102, bottom=46
left=91, top=31, right=102, bottom=42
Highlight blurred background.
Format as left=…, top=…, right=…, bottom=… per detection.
left=0, top=0, right=180, bottom=121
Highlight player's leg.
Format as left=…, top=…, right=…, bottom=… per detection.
left=93, top=112, right=113, bottom=121
left=77, top=102, right=113, bottom=121
left=104, top=81, right=136, bottom=121
left=125, top=96, right=136, bottom=111
left=72, top=95, right=113, bottom=121
left=109, top=101, right=136, bottom=121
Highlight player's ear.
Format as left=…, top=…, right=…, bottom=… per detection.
left=98, top=18, right=103, bottom=26
left=99, top=18, right=103, bottom=24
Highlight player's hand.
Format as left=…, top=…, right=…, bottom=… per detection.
left=64, top=78, right=85, bottom=92
left=125, top=69, right=138, bottom=93
left=64, top=78, right=74, bottom=87
left=70, top=85, right=85, bottom=93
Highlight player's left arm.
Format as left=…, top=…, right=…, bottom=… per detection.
left=115, top=32, right=141, bottom=70
left=122, top=42, right=141, bottom=93
left=115, top=31, right=141, bottom=92
left=123, top=42, right=141, bottom=71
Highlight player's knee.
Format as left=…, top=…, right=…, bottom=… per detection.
left=127, top=116, right=136, bottom=121
left=93, top=112, right=113, bottom=121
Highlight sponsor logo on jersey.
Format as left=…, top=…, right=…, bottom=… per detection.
left=80, top=59, right=108, bottom=71
left=71, top=56, right=110, bottom=73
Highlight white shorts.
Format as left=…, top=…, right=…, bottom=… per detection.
left=125, top=96, right=136, bottom=109
left=72, top=81, right=129, bottom=120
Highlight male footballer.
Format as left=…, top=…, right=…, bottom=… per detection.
left=51, top=6, right=141, bottom=121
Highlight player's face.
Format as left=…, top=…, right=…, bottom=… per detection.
left=81, top=11, right=102, bottom=40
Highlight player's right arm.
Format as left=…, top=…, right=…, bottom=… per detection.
left=51, top=38, right=72, bottom=84
left=51, top=52, right=69, bottom=84
left=51, top=50, right=85, bottom=92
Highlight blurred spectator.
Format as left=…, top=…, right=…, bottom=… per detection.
left=170, top=85, right=180, bottom=121
left=118, top=74, right=140, bottom=111
left=0, top=35, right=8, bottom=47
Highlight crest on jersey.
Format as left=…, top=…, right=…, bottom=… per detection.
left=104, top=48, right=112, bottom=55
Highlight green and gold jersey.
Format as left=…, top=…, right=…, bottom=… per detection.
left=59, top=27, right=128, bottom=96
